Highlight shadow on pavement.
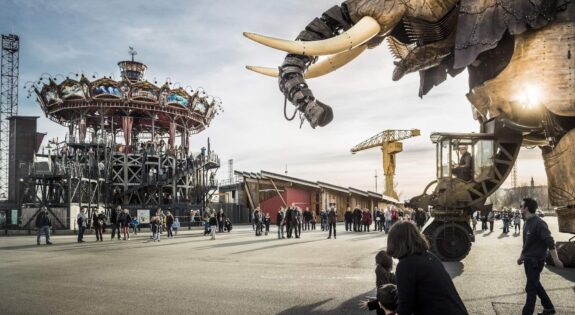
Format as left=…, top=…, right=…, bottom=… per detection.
left=277, top=292, right=372, bottom=315
left=492, top=302, right=575, bottom=315
left=232, top=239, right=324, bottom=255
left=483, top=231, right=493, bottom=237
left=348, top=233, right=387, bottom=242
left=546, top=265, right=575, bottom=283
left=497, top=233, right=510, bottom=239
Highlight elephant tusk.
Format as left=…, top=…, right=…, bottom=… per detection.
left=243, top=16, right=380, bottom=56
left=245, top=66, right=278, bottom=78
left=246, top=44, right=368, bottom=79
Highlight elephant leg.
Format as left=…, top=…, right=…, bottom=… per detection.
left=543, top=128, right=575, bottom=207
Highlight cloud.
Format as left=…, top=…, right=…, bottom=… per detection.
left=1, top=0, right=551, bottom=200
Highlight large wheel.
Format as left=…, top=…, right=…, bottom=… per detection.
left=430, top=222, right=472, bottom=261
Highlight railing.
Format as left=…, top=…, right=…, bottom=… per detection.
left=219, top=176, right=243, bottom=187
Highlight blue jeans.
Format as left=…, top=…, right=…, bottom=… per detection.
left=384, top=220, right=392, bottom=233
left=77, top=226, right=85, bottom=242
left=37, top=225, right=51, bottom=244
left=523, top=258, right=553, bottom=315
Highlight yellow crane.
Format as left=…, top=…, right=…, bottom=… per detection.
left=351, top=129, right=420, bottom=200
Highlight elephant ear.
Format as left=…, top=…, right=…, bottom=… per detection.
left=453, top=0, right=569, bottom=69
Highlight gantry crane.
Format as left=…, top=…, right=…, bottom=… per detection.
left=351, top=129, right=420, bottom=200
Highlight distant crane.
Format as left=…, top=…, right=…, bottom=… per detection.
left=351, top=129, right=420, bottom=200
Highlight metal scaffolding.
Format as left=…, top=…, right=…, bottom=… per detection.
left=0, top=34, right=20, bottom=200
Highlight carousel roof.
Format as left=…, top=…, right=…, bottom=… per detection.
left=29, top=56, right=223, bottom=135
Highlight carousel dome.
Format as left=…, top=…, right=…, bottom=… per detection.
left=29, top=50, right=223, bottom=136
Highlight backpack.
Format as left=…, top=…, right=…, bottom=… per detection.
left=77, top=216, right=83, bottom=226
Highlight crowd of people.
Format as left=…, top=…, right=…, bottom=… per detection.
left=33, top=197, right=566, bottom=315
left=473, top=208, right=524, bottom=234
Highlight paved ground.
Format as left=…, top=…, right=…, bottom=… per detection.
left=0, top=218, right=574, bottom=315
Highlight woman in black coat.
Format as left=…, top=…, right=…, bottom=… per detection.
left=387, top=221, right=468, bottom=315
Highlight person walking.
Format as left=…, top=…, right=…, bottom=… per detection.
left=263, top=212, right=271, bottom=236
left=471, top=213, right=478, bottom=231
left=481, top=212, right=488, bottom=231
left=387, top=221, right=468, bottom=315
left=130, top=216, right=140, bottom=235
left=320, top=209, right=328, bottom=231
left=209, top=214, right=217, bottom=240
left=276, top=207, right=285, bottom=239
left=35, top=206, right=53, bottom=245
left=310, top=210, right=317, bottom=230
left=166, top=210, right=174, bottom=239
left=119, top=209, right=132, bottom=240
left=303, top=207, right=310, bottom=231
left=294, top=207, right=302, bottom=238
left=285, top=206, right=294, bottom=238
left=344, top=207, right=353, bottom=231
left=517, top=198, right=563, bottom=315
left=502, top=211, right=510, bottom=234
left=353, top=206, right=362, bottom=232
left=151, top=216, right=161, bottom=242
left=217, top=209, right=225, bottom=233
left=92, top=209, right=105, bottom=242
left=327, top=205, right=337, bottom=239
left=77, top=207, right=88, bottom=243
left=172, top=217, right=180, bottom=235
left=365, top=208, right=373, bottom=232
left=384, top=207, right=392, bottom=233
left=374, top=207, right=382, bottom=232
left=488, top=210, right=495, bottom=232
left=110, top=206, right=122, bottom=240
left=254, top=207, right=263, bottom=236
left=513, top=211, right=522, bottom=233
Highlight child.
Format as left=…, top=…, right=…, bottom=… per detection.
left=375, top=250, right=396, bottom=288
left=377, top=284, right=399, bottom=315
left=172, top=217, right=180, bottom=236
left=224, top=218, right=232, bottom=232
left=359, top=250, right=396, bottom=314
left=204, top=217, right=211, bottom=236
left=130, top=216, right=139, bottom=235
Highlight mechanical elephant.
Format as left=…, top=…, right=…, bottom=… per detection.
left=245, top=0, right=575, bottom=209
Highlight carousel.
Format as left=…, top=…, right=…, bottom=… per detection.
left=22, top=49, right=223, bottom=228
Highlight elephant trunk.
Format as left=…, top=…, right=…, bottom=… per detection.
left=278, top=5, right=356, bottom=128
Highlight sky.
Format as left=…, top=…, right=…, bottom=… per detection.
left=0, top=0, right=548, bottom=200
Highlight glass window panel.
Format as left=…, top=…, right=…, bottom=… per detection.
left=474, top=140, right=494, bottom=180
left=441, top=140, right=450, bottom=178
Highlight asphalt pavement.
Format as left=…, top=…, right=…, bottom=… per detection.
left=0, top=218, right=574, bottom=315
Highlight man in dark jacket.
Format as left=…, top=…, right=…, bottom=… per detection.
left=285, top=206, right=294, bottom=238
left=217, top=209, right=225, bottom=233
left=344, top=207, right=353, bottom=231
left=110, top=206, right=121, bottom=240
left=327, top=206, right=337, bottom=239
left=35, top=206, right=53, bottom=245
left=166, top=210, right=174, bottom=239
left=517, top=198, right=563, bottom=315
left=452, top=145, right=473, bottom=181
left=353, top=206, right=362, bottom=232
left=276, top=208, right=285, bottom=239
